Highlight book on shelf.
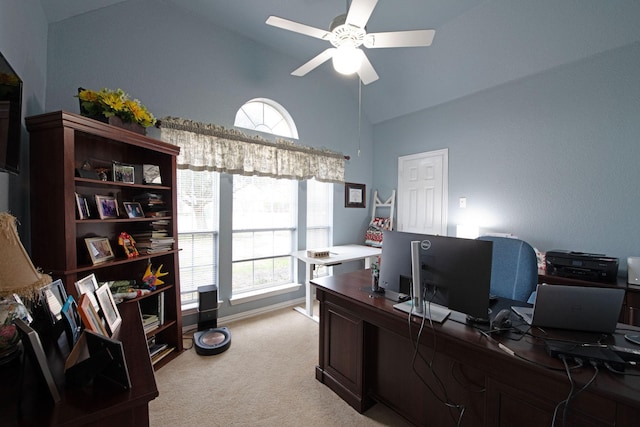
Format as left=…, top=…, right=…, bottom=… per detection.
left=142, top=313, right=160, bottom=333
left=151, top=346, right=175, bottom=365
left=140, top=292, right=165, bottom=326
left=149, top=342, right=169, bottom=358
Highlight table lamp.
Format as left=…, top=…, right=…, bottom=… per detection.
left=0, top=212, right=52, bottom=302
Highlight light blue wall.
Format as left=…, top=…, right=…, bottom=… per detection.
left=0, top=0, right=48, bottom=240
left=373, top=41, right=640, bottom=274
left=42, top=0, right=374, bottom=315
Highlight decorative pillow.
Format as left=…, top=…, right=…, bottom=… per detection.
left=365, top=217, right=391, bottom=247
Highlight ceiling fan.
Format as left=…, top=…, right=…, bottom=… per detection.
left=265, top=0, right=435, bottom=85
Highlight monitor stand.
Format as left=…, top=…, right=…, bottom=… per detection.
left=393, top=300, right=451, bottom=323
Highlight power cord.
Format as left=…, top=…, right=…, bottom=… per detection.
left=406, top=285, right=466, bottom=426
left=551, top=357, right=599, bottom=427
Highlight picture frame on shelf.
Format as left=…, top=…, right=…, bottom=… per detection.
left=75, top=192, right=91, bottom=219
left=14, top=318, right=61, bottom=403
left=112, top=162, right=135, bottom=184
left=143, top=164, right=162, bottom=184
left=95, top=283, right=122, bottom=336
left=123, top=201, right=144, bottom=218
left=74, top=273, right=101, bottom=313
left=344, top=182, right=366, bottom=208
left=78, top=293, right=108, bottom=336
left=95, top=195, right=119, bottom=219
left=61, top=295, right=82, bottom=348
left=85, top=237, right=115, bottom=265
left=39, top=279, right=68, bottom=324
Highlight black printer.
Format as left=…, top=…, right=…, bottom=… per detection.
left=545, top=250, right=619, bottom=283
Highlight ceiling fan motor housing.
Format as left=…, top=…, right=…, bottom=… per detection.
left=329, top=14, right=365, bottom=48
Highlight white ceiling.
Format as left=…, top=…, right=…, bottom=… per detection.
left=38, top=0, right=640, bottom=124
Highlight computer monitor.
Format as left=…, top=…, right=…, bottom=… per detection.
left=379, top=230, right=493, bottom=322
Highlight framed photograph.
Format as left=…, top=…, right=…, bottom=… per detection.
left=85, top=330, right=131, bottom=389
left=112, top=162, right=135, bottom=184
left=123, top=201, right=145, bottom=218
left=14, top=318, right=61, bottom=403
left=75, top=273, right=100, bottom=313
left=143, top=164, right=162, bottom=184
left=40, top=279, right=68, bottom=324
left=85, top=237, right=115, bottom=264
left=345, top=182, right=366, bottom=208
left=95, top=195, right=119, bottom=219
left=78, top=293, right=108, bottom=336
left=95, top=283, right=122, bottom=336
left=61, top=295, right=82, bottom=347
left=75, top=192, right=91, bottom=219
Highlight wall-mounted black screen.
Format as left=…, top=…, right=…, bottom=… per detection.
left=0, top=51, right=23, bottom=175
left=379, top=230, right=493, bottom=321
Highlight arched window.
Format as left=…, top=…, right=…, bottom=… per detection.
left=234, top=98, right=299, bottom=139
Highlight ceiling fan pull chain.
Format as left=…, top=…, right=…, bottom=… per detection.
left=358, top=77, right=362, bottom=157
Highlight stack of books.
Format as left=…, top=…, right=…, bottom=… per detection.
left=147, top=335, right=173, bottom=364
left=131, top=230, right=175, bottom=254
left=142, top=313, right=160, bottom=334
left=133, top=192, right=169, bottom=218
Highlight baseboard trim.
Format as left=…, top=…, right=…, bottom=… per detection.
left=183, top=297, right=306, bottom=333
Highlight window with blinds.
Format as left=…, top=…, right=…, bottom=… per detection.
left=232, top=175, right=297, bottom=294
left=177, top=168, right=219, bottom=307
left=306, top=178, right=333, bottom=278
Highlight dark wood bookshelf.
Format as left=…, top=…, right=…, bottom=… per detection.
left=26, top=111, right=183, bottom=370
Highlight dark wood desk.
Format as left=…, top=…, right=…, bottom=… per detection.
left=312, top=269, right=640, bottom=426
left=1, top=302, right=158, bottom=427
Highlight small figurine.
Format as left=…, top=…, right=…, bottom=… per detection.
left=118, top=231, right=139, bottom=258
left=142, top=263, right=168, bottom=290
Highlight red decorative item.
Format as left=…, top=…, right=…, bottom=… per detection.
left=118, top=231, right=139, bottom=258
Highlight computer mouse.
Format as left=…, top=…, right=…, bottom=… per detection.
left=491, top=308, right=512, bottom=330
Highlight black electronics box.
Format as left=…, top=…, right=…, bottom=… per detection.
left=545, top=340, right=625, bottom=371
left=545, top=250, right=618, bottom=283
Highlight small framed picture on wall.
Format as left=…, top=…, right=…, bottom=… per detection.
left=344, top=182, right=366, bottom=208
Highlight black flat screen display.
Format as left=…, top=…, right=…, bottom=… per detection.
left=379, top=230, right=493, bottom=321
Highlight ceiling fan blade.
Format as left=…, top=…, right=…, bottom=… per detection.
left=291, top=48, right=336, bottom=76
left=345, top=0, right=378, bottom=28
left=356, top=51, right=379, bottom=85
left=266, top=16, right=331, bottom=40
left=364, top=29, right=435, bottom=48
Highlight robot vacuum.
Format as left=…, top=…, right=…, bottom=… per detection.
left=193, top=285, right=231, bottom=356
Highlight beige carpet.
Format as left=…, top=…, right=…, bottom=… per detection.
left=149, top=305, right=411, bottom=426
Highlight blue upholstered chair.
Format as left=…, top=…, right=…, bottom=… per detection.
left=477, top=236, right=538, bottom=303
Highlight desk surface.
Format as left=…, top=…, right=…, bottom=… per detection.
left=292, top=244, right=381, bottom=265
left=1, top=302, right=158, bottom=427
left=312, top=269, right=640, bottom=426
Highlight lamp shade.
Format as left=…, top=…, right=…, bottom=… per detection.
left=332, top=44, right=363, bottom=75
left=0, top=212, right=51, bottom=299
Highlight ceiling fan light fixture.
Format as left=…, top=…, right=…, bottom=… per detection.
left=332, top=44, right=362, bottom=75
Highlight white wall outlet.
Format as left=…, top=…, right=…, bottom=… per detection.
left=459, top=197, right=467, bottom=208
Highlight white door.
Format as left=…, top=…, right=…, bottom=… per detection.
left=397, top=149, right=448, bottom=235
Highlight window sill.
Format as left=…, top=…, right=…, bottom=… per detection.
left=229, top=283, right=301, bottom=306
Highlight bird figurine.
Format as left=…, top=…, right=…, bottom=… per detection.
left=142, top=263, right=168, bottom=290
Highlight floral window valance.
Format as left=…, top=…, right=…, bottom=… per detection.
left=159, top=117, right=345, bottom=183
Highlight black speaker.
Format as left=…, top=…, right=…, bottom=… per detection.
left=194, top=285, right=231, bottom=356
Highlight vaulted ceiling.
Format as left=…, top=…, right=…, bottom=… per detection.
left=39, top=0, right=640, bottom=124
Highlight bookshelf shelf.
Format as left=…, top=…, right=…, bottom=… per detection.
left=27, top=110, right=183, bottom=370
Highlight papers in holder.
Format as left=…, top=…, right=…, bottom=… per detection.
left=393, top=300, right=451, bottom=323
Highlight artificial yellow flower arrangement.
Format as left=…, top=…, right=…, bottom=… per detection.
left=76, top=87, right=157, bottom=128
